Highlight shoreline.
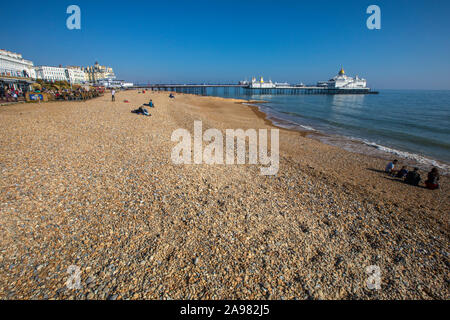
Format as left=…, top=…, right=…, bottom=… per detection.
left=239, top=98, right=450, bottom=176
left=243, top=102, right=311, bottom=138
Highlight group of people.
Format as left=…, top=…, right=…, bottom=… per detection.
left=1, top=85, right=101, bottom=103
left=385, top=159, right=440, bottom=190
left=124, top=90, right=175, bottom=117
left=131, top=99, right=155, bottom=116
left=47, top=87, right=99, bottom=101
left=0, top=87, right=25, bottom=102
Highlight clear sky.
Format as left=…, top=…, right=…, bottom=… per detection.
left=1, top=0, right=449, bottom=89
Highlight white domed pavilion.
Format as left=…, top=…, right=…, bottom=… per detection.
left=318, top=67, right=367, bottom=89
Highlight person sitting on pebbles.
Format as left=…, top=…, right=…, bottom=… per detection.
left=396, top=166, right=408, bottom=179
left=404, top=167, right=421, bottom=186
left=131, top=106, right=150, bottom=116
left=149, top=99, right=154, bottom=108
left=385, top=159, right=399, bottom=175
left=425, top=168, right=440, bottom=190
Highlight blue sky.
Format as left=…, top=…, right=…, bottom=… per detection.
left=1, top=0, right=449, bottom=89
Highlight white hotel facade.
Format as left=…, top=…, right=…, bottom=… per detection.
left=318, top=67, right=367, bottom=89
left=1, top=48, right=129, bottom=88
left=0, top=49, right=36, bottom=79
left=35, top=66, right=67, bottom=82
left=35, top=66, right=86, bottom=84
left=0, top=49, right=87, bottom=85
left=66, top=66, right=86, bottom=84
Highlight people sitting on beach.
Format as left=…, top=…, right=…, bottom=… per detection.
left=396, top=166, right=408, bottom=179
left=385, top=159, right=399, bottom=175
left=131, top=106, right=150, bottom=116
left=149, top=99, right=154, bottom=108
left=404, top=167, right=421, bottom=186
left=169, top=93, right=175, bottom=99
left=425, top=168, right=440, bottom=190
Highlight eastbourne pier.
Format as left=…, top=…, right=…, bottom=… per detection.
left=133, top=83, right=378, bottom=95
left=133, top=68, right=378, bottom=95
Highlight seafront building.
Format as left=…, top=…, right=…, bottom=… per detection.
left=1, top=48, right=126, bottom=97
left=83, top=62, right=116, bottom=84
left=0, top=49, right=36, bottom=79
left=0, top=49, right=36, bottom=94
left=35, top=65, right=86, bottom=84
left=35, top=66, right=68, bottom=82
left=34, top=62, right=117, bottom=85
left=248, top=77, right=276, bottom=89
left=34, top=62, right=122, bottom=86
left=318, top=67, right=367, bottom=89
left=65, top=66, right=86, bottom=84
left=97, top=78, right=133, bottom=88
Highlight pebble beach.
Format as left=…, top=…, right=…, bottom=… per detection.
left=0, top=90, right=448, bottom=300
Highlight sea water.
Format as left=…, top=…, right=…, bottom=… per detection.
left=206, top=88, right=450, bottom=173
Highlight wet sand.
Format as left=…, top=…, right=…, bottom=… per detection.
left=0, top=90, right=448, bottom=299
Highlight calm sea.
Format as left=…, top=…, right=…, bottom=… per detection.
left=205, top=88, right=450, bottom=173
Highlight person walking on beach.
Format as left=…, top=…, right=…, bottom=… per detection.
left=111, top=89, right=116, bottom=102
left=425, top=168, right=440, bottom=190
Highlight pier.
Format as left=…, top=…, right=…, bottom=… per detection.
left=134, top=84, right=244, bottom=96
left=133, top=84, right=379, bottom=95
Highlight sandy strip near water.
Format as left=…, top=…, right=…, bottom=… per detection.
left=0, top=90, right=448, bottom=299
